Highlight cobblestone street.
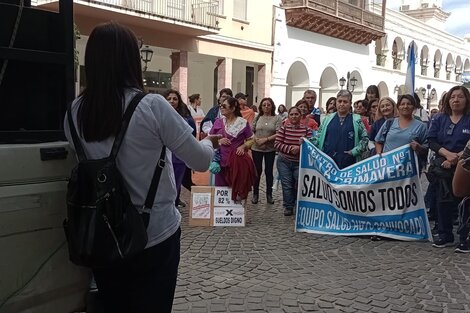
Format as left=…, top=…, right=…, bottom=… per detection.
left=173, top=183, right=470, bottom=313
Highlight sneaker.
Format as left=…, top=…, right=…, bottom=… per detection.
left=283, top=208, right=293, bottom=216
left=455, top=242, right=470, bottom=253
left=432, top=237, right=454, bottom=248
left=177, top=199, right=186, bottom=208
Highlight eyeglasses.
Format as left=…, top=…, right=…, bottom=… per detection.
left=447, top=123, right=455, bottom=135
left=167, top=97, right=178, bottom=101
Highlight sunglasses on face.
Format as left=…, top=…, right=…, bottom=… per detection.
left=167, top=97, right=178, bottom=101
left=262, top=103, right=271, bottom=107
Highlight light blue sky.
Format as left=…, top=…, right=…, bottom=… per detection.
left=387, top=0, right=470, bottom=38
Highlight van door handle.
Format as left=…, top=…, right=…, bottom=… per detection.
left=40, top=147, right=68, bottom=161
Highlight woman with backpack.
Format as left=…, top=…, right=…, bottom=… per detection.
left=64, top=22, right=219, bottom=313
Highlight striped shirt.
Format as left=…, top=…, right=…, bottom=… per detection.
left=275, top=123, right=312, bottom=162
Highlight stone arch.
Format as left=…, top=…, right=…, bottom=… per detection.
left=286, top=60, right=310, bottom=108
left=349, top=70, right=363, bottom=98
left=433, top=49, right=442, bottom=78
left=319, top=66, right=339, bottom=107
left=455, top=56, right=463, bottom=82
left=445, top=53, right=454, bottom=80
left=464, top=59, right=470, bottom=84
left=374, top=35, right=388, bottom=66
left=407, top=41, right=418, bottom=60
left=377, top=81, right=389, bottom=97
left=392, top=37, right=405, bottom=70
left=420, top=45, right=429, bottom=76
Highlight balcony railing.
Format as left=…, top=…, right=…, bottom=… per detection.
left=35, top=0, right=220, bottom=30
left=283, top=0, right=384, bottom=31
left=282, top=0, right=385, bottom=44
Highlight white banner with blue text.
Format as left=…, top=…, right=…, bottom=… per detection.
left=295, top=140, right=432, bottom=241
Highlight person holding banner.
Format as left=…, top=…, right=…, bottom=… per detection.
left=374, top=94, right=427, bottom=156
left=275, top=107, right=313, bottom=216
left=310, top=90, right=368, bottom=169
left=428, top=86, right=470, bottom=248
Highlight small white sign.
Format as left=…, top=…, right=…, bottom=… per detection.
left=213, top=206, right=245, bottom=227
left=191, top=192, right=211, bottom=219
left=213, top=187, right=239, bottom=207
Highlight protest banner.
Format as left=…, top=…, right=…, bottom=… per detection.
left=189, top=186, right=245, bottom=227
left=213, top=187, right=245, bottom=227
left=295, top=139, right=432, bottom=241
left=189, top=186, right=213, bottom=226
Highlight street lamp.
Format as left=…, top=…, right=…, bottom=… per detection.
left=421, top=84, right=436, bottom=110
left=339, top=71, right=357, bottom=92
left=140, top=45, right=153, bottom=72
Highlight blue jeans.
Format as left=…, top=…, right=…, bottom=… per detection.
left=277, top=156, right=299, bottom=210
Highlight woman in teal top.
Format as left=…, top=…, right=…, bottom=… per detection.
left=375, top=94, right=427, bottom=154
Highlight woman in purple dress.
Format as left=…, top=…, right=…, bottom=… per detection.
left=210, top=97, right=253, bottom=187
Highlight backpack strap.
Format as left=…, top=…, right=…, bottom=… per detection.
left=67, top=101, right=87, bottom=162
left=110, top=92, right=147, bottom=158
left=382, top=118, right=394, bottom=141
left=142, top=146, right=167, bottom=220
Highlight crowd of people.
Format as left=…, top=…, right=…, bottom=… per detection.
left=177, top=83, right=470, bottom=255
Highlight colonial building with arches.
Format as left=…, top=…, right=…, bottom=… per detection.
left=271, top=0, right=470, bottom=111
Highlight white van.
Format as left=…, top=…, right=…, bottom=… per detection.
left=0, top=0, right=90, bottom=311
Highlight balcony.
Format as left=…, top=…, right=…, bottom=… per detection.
left=282, top=0, right=385, bottom=45
left=35, top=0, right=220, bottom=36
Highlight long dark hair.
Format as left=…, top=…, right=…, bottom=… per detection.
left=258, top=97, right=276, bottom=116
left=78, top=22, right=143, bottom=141
left=365, top=85, right=380, bottom=101
left=163, top=89, right=191, bottom=118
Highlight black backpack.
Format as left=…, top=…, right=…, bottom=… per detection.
left=64, top=92, right=166, bottom=268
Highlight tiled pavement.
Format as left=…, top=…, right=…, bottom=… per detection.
left=173, top=177, right=470, bottom=313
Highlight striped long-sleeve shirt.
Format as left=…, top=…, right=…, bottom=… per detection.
left=275, top=123, right=312, bottom=162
